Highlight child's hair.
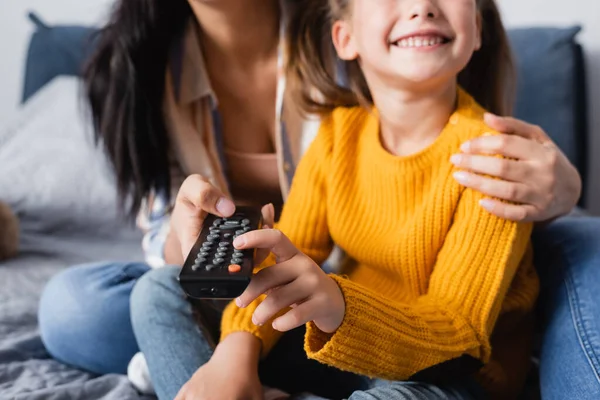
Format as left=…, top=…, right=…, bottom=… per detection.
left=287, top=0, right=515, bottom=116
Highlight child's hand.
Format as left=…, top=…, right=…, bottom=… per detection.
left=233, top=229, right=345, bottom=333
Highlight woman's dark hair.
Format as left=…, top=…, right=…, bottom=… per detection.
left=288, top=0, right=515, bottom=117
left=85, top=0, right=192, bottom=217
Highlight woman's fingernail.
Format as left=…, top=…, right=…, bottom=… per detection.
left=233, top=236, right=246, bottom=248
left=272, top=320, right=279, bottom=330
left=252, top=314, right=262, bottom=326
left=453, top=171, right=470, bottom=184
left=460, top=142, right=471, bottom=152
left=480, top=199, right=495, bottom=210
left=235, top=297, right=243, bottom=307
left=450, top=154, right=462, bottom=165
left=482, top=132, right=494, bottom=137
left=216, top=197, right=235, bottom=216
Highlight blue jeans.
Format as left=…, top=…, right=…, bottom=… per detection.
left=38, top=261, right=151, bottom=374
left=532, top=217, right=600, bottom=399
left=130, top=267, right=484, bottom=400
left=37, top=217, right=600, bottom=397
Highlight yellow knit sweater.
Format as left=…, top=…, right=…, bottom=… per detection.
left=220, top=88, right=539, bottom=398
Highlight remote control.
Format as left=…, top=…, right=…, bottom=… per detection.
left=178, top=207, right=263, bottom=299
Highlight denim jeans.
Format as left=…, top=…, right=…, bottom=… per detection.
left=37, top=216, right=600, bottom=397
left=38, top=261, right=150, bottom=374
left=532, top=217, right=600, bottom=400
left=130, top=267, right=484, bottom=400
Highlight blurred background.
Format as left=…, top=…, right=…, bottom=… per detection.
left=1, top=0, right=598, bottom=212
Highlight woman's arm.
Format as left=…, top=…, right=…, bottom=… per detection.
left=451, top=113, right=581, bottom=222
left=304, top=187, right=538, bottom=381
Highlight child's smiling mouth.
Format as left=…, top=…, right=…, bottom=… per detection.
left=389, top=30, right=452, bottom=49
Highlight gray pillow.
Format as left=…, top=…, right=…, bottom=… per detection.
left=0, top=77, right=137, bottom=238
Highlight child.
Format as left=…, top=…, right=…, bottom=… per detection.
left=201, top=0, right=539, bottom=399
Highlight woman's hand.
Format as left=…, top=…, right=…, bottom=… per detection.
left=234, top=229, right=345, bottom=333
left=175, top=332, right=263, bottom=400
left=451, top=113, right=582, bottom=222
left=169, top=175, right=236, bottom=263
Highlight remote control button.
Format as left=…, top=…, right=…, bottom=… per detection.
left=212, top=219, right=222, bottom=227
left=223, top=233, right=232, bottom=238
left=228, top=264, right=241, bottom=273
left=213, top=258, right=225, bottom=265
left=231, top=257, right=243, bottom=264
left=205, top=264, right=216, bottom=271
left=241, top=219, right=250, bottom=226
left=233, top=251, right=244, bottom=257
left=216, top=251, right=227, bottom=258
left=207, top=234, right=219, bottom=241
left=217, top=246, right=228, bottom=252
left=209, top=228, right=220, bottom=234
left=224, top=220, right=241, bottom=226
left=235, top=229, right=245, bottom=235
left=199, top=251, right=210, bottom=257
left=218, top=242, right=230, bottom=247
left=242, top=227, right=251, bottom=232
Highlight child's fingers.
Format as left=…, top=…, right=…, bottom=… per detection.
left=254, top=223, right=273, bottom=265
left=233, top=229, right=299, bottom=263
left=261, top=203, right=276, bottom=228
left=272, top=300, right=317, bottom=332
left=236, top=261, right=299, bottom=308
left=252, top=279, right=309, bottom=326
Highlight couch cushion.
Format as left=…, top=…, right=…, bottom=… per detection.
left=21, top=12, right=97, bottom=103
left=508, top=26, right=587, bottom=185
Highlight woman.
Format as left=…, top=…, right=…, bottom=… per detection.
left=37, top=0, right=597, bottom=398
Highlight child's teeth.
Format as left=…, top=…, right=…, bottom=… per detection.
left=395, top=36, right=444, bottom=48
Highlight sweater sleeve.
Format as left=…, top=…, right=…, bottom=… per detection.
left=304, top=187, right=535, bottom=380
left=220, top=117, right=335, bottom=357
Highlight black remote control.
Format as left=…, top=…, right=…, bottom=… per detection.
left=178, top=207, right=263, bottom=299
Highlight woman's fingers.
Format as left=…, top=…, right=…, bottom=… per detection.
left=453, top=171, right=537, bottom=204
left=177, top=174, right=235, bottom=217
left=479, top=199, right=540, bottom=222
left=484, top=113, right=551, bottom=142
left=460, top=134, right=541, bottom=160
left=450, top=154, right=532, bottom=182
left=173, top=175, right=235, bottom=257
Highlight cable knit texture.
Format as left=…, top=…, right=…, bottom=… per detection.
left=220, top=88, right=539, bottom=399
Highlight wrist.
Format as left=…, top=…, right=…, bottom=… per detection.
left=215, top=332, right=262, bottom=365
left=164, top=229, right=183, bottom=265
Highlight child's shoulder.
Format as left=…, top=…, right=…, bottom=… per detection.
left=318, top=105, right=374, bottom=141
left=453, top=88, right=501, bottom=142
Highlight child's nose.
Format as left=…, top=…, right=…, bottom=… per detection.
left=408, top=0, right=439, bottom=21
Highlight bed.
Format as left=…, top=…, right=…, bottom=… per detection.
left=0, top=78, right=150, bottom=399
left=0, top=12, right=589, bottom=400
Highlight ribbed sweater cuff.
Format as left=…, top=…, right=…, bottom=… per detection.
left=304, top=274, right=403, bottom=378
